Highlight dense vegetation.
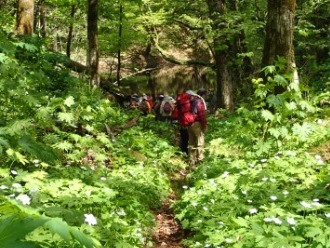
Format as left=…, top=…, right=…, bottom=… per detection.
left=0, top=0, right=329, bottom=247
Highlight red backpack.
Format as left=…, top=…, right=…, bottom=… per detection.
left=176, top=93, right=196, bottom=126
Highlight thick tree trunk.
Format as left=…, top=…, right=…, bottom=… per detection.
left=16, top=0, right=34, bottom=35
left=87, top=0, right=100, bottom=86
left=262, top=0, right=296, bottom=88
left=207, top=0, right=234, bottom=111
left=66, top=4, right=76, bottom=58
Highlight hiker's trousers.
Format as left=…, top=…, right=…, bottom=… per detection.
left=187, top=121, right=205, bottom=165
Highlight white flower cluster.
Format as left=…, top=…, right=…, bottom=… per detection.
left=314, top=154, right=324, bottom=165
left=300, top=200, right=322, bottom=208
left=264, top=216, right=297, bottom=226
left=84, top=213, right=97, bottom=226
left=264, top=216, right=282, bottom=225
left=15, top=194, right=31, bottom=205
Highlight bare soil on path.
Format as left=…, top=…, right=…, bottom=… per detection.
left=150, top=169, right=190, bottom=248
left=151, top=192, right=186, bottom=248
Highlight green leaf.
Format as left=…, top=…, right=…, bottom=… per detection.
left=64, top=96, right=75, bottom=107
left=52, top=141, right=73, bottom=151
left=274, top=74, right=287, bottom=86
left=261, top=109, right=274, bottom=121
left=232, top=217, right=249, bottom=227
left=58, top=112, right=75, bottom=123
left=262, top=65, right=276, bottom=75
left=44, top=218, right=71, bottom=241
left=267, top=94, right=284, bottom=108
left=0, top=215, right=47, bottom=247
left=292, top=122, right=313, bottom=140
left=13, top=42, right=38, bottom=52
left=0, top=53, right=10, bottom=63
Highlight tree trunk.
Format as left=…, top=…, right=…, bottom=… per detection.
left=40, top=0, right=46, bottom=37
left=87, top=0, right=100, bottom=86
left=262, top=0, right=297, bottom=93
left=16, top=0, right=34, bottom=35
left=206, top=0, right=234, bottom=111
left=66, top=4, right=76, bottom=58
left=116, top=3, right=123, bottom=86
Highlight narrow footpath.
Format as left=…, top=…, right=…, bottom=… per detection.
left=152, top=192, right=186, bottom=248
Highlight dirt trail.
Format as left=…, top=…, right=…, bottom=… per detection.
left=151, top=192, right=186, bottom=248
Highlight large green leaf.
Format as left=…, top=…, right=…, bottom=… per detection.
left=0, top=215, right=47, bottom=247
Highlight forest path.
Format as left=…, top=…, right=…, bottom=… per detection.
left=150, top=171, right=188, bottom=248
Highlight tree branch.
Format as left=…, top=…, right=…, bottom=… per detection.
left=151, top=34, right=213, bottom=67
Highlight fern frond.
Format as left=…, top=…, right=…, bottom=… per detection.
left=17, top=135, right=57, bottom=163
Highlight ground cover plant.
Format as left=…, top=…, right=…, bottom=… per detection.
left=0, top=35, right=186, bottom=247
left=174, top=69, right=330, bottom=247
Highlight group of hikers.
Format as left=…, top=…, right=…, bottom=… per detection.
left=129, top=89, right=208, bottom=166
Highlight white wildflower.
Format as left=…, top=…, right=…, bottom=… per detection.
left=81, top=166, right=87, bottom=170
left=247, top=199, right=253, bottom=203
left=249, top=163, right=255, bottom=168
left=286, top=151, right=296, bottom=156
left=100, top=177, right=106, bottom=181
left=241, top=190, right=247, bottom=195
left=197, top=219, right=202, bottom=223
left=270, top=178, right=276, bottom=182
left=33, top=159, right=40, bottom=164
left=282, top=190, right=289, bottom=196
left=209, top=179, right=217, bottom=187
left=273, top=217, right=282, bottom=225
left=274, top=155, right=280, bottom=160
left=287, top=217, right=296, bottom=225
left=210, top=199, right=215, bottom=204
left=221, top=171, right=230, bottom=178
left=262, top=177, right=268, bottom=182
left=260, top=159, right=267, bottom=163
left=325, top=213, right=330, bottom=218
left=311, top=202, right=322, bottom=207
left=317, top=119, right=323, bottom=125
left=84, top=213, right=97, bottom=226
left=225, top=238, right=233, bottom=243
left=15, top=194, right=31, bottom=205
left=300, top=201, right=312, bottom=208
left=270, top=195, right=277, bottom=201
left=218, top=221, right=225, bottom=226
left=314, top=154, right=322, bottom=160
left=10, top=170, right=18, bottom=175
left=182, top=185, right=188, bottom=189
left=203, top=206, right=209, bottom=211
left=313, top=198, right=319, bottom=202
left=264, top=217, right=273, bottom=223
left=0, top=185, right=9, bottom=190
left=192, top=202, right=198, bottom=207
left=116, top=209, right=126, bottom=216
left=85, top=190, right=92, bottom=196
left=249, top=208, right=258, bottom=214
left=12, top=183, right=22, bottom=188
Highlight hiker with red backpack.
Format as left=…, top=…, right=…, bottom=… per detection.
left=175, top=89, right=207, bottom=165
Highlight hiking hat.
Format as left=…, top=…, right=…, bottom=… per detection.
left=197, top=88, right=207, bottom=96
